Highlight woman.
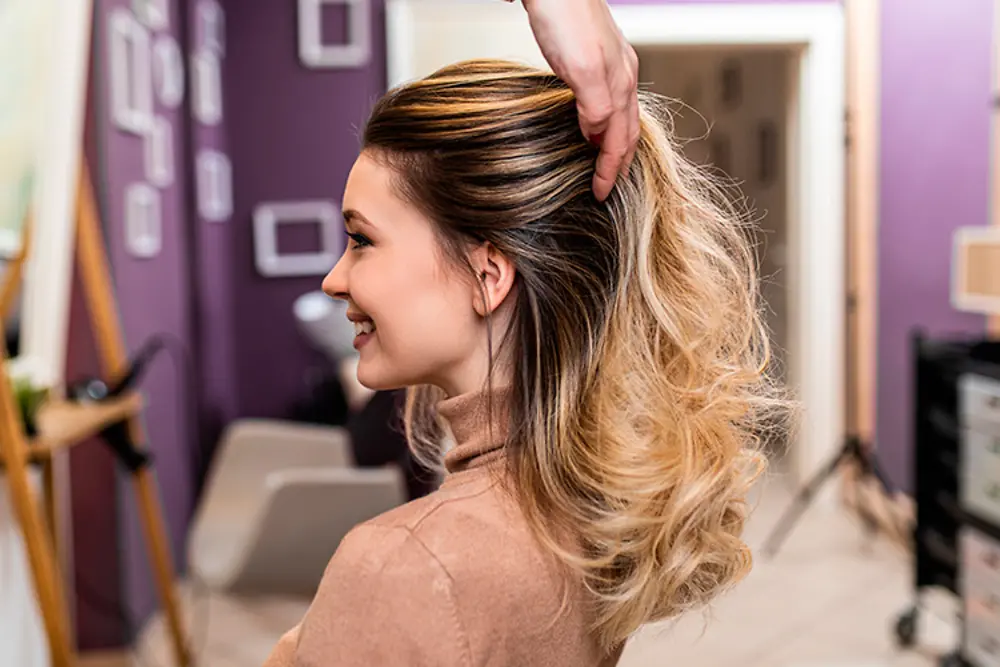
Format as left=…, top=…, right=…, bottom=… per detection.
left=263, top=60, right=784, bottom=666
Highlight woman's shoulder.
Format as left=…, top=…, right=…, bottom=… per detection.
left=338, top=477, right=551, bottom=590
left=310, top=484, right=608, bottom=667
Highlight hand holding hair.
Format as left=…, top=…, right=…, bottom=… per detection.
left=514, top=0, right=640, bottom=201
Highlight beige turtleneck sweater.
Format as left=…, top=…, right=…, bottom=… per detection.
left=261, top=386, right=623, bottom=667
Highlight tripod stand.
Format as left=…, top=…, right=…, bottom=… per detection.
left=760, top=435, right=895, bottom=558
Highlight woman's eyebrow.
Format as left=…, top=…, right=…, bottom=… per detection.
left=343, top=209, right=375, bottom=228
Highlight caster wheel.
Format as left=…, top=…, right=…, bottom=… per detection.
left=894, top=608, right=918, bottom=648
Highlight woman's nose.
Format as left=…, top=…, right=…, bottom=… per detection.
left=322, top=254, right=349, bottom=301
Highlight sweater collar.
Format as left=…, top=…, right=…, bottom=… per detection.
left=437, top=384, right=511, bottom=474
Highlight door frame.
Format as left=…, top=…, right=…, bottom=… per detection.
left=386, top=1, right=847, bottom=487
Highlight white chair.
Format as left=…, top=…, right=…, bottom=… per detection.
left=187, top=419, right=406, bottom=596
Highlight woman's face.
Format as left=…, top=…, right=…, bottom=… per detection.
left=322, top=153, right=485, bottom=395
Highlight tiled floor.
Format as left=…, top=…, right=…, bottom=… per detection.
left=134, top=471, right=960, bottom=667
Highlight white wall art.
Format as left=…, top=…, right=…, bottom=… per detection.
left=298, top=0, right=371, bottom=69
left=253, top=201, right=343, bottom=277
left=133, top=0, right=169, bottom=30
left=144, top=116, right=174, bottom=188
left=108, top=8, right=153, bottom=134
left=152, top=35, right=184, bottom=108
left=190, top=50, right=222, bottom=125
left=125, top=182, right=162, bottom=258
left=196, top=150, right=232, bottom=222
left=196, top=0, right=225, bottom=55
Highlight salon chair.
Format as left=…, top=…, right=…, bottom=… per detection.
left=187, top=418, right=406, bottom=596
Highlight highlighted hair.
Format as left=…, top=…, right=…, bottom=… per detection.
left=363, top=60, right=788, bottom=651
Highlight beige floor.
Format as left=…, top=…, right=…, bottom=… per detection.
left=130, top=472, right=960, bottom=667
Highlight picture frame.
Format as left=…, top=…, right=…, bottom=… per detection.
left=196, top=150, right=233, bottom=222
left=108, top=8, right=153, bottom=135
left=190, top=50, right=222, bottom=126
left=298, top=0, right=371, bottom=69
left=144, top=116, right=174, bottom=188
left=953, top=226, right=1000, bottom=315
left=152, top=35, right=184, bottom=109
left=253, top=201, right=343, bottom=277
left=196, top=0, right=225, bottom=55
left=132, top=0, right=169, bottom=31
left=124, top=182, right=162, bottom=259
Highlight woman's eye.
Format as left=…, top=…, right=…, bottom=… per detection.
left=347, top=232, right=372, bottom=249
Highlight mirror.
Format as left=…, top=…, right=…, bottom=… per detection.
left=0, top=0, right=93, bottom=392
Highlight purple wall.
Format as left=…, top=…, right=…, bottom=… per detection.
left=221, top=0, right=387, bottom=420
left=876, top=0, right=992, bottom=490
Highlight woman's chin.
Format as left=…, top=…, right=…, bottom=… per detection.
left=356, top=364, right=404, bottom=392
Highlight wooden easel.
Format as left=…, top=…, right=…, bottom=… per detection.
left=0, top=162, right=191, bottom=667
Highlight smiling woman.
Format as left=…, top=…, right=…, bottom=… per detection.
left=267, top=59, right=788, bottom=667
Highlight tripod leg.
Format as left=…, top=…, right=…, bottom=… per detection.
left=132, top=467, right=191, bottom=667
left=761, top=447, right=847, bottom=558
left=867, top=452, right=895, bottom=495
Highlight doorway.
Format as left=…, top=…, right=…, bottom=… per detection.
left=386, top=1, right=846, bottom=486
left=637, top=46, right=796, bottom=464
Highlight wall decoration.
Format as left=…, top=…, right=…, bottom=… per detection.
left=719, top=58, right=743, bottom=111
left=144, top=116, right=174, bottom=188
left=196, top=0, right=225, bottom=56
left=108, top=8, right=153, bottom=135
left=125, top=183, right=162, bottom=258
left=152, top=35, right=184, bottom=108
left=196, top=150, right=232, bottom=222
left=133, top=0, right=169, bottom=31
left=252, top=201, right=342, bottom=277
left=298, top=0, right=371, bottom=69
left=756, top=120, right=779, bottom=186
left=709, top=133, right=732, bottom=176
left=191, top=50, right=222, bottom=125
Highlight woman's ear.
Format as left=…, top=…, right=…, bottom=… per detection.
left=469, top=243, right=516, bottom=317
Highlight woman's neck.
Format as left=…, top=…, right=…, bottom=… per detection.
left=436, top=382, right=512, bottom=474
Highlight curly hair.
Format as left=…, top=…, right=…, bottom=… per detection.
left=361, top=59, right=789, bottom=651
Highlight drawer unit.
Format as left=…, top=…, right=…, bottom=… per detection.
left=961, top=431, right=1000, bottom=525
left=903, top=336, right=1000, bottom=666
left=960, top=374, right=1000, bottom=429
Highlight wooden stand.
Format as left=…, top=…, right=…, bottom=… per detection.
left=0, top=164, right=191, bottom=667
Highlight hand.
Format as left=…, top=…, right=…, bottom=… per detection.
left=521, top=0, right=640, bottom=201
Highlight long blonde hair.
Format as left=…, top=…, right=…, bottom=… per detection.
left=362, top=60, right=787, bottom=651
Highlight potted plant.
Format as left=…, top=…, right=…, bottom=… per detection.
left=10, top=373, right=48, bottom=437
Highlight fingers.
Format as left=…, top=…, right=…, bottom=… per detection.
left=591, top=102, right=629, bottom=202
left=588, top=47, right=639, bottom=202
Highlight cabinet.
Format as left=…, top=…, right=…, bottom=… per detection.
left=905, top=334, right=1000, bottom=667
